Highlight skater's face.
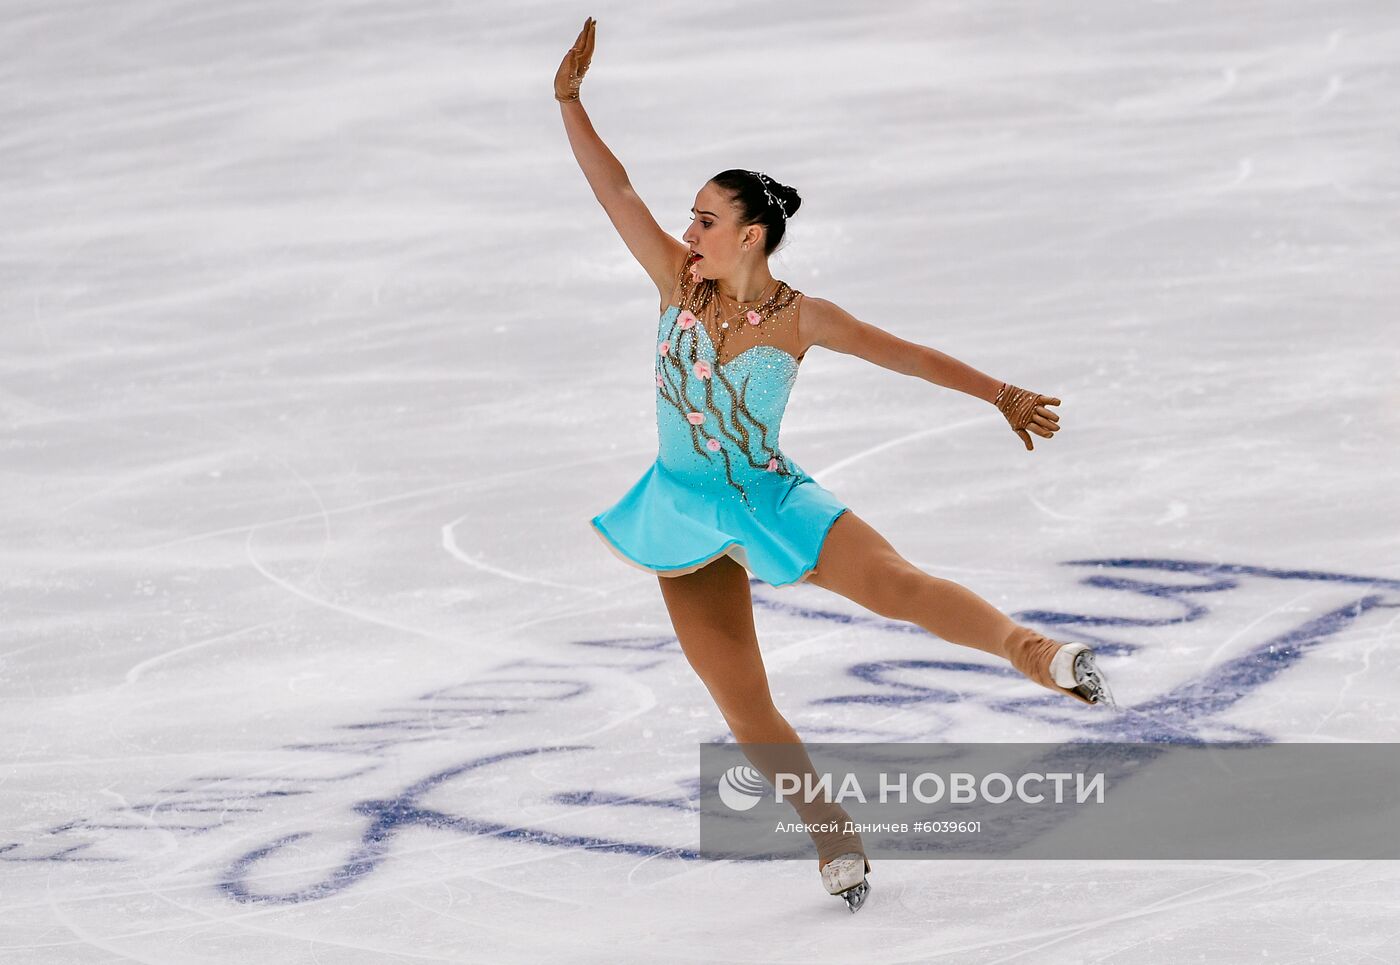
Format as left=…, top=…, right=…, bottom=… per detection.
left=682, top=181, right=766, bottom=280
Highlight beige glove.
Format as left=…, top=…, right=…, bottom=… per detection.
left=995, top=381, right=1061, bottom=451
left=554, top=17, right=596, bottom=102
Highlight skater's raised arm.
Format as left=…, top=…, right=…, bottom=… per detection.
left=802, top=297, right=1063, bottom=450
left=555, top=17, right=687, bottom=300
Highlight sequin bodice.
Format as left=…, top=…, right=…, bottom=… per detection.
left=652, top=269, right=806, bottom=512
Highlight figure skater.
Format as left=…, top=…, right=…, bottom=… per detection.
left=555, top=17, right=1116, bottom=913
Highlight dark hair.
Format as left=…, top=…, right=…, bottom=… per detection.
left=709, top=169, right=802, bottom=257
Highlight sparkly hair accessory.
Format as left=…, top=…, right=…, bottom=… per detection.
left=747, top=170, right=788, bottom=221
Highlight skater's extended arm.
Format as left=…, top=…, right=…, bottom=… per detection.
left=802, top=296, right=1003, bottom=401
left=555, top=18, right=686, bottom=298
left=802, top=296, right=1062, bottom=450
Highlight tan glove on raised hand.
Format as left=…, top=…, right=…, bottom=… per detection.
left=554, top=17, right=596, bottom=102
left=995, top=382, right=1062, bottom=451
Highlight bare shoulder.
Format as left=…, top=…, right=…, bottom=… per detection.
left=796, top=294, right=855, bottom=355
left=794, top=293, right=917, bottom=370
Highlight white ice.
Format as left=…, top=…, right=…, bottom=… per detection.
left=3, top=0, right=1399, bottom=962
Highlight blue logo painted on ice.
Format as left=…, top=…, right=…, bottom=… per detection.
left=718, top=765, right=767, bottom=811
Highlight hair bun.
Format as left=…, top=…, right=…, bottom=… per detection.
left=749, top=171, right=800, bottom=221
left=773, top=182, right=802, bottom=219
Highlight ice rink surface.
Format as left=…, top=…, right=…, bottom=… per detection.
left=3, top=0, right=1399, bottom=961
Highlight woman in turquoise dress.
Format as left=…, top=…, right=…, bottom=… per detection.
left=556, top=18, right=1116, bottom=913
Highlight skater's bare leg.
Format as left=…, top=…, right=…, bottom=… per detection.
left=802, top=510, right=1084, bottom=698
left=656, top=553, right=798, bottom=746
left=657, top=554, right=862, bottom=861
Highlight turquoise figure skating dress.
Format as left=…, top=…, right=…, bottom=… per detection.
left=590, top=259, right=848, bottom=587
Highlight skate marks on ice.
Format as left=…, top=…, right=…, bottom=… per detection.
left=4, top=556, right=1394, bottom=905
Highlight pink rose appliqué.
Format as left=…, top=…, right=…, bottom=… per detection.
left=693, top=359, right=711, bottom=380
left=766, top=457, right=779, bottom=471
left=658, top=340, right=670, bottom=356
left=706, top=438, right=721, bottom=452
left=746, top=310, right=762, bottom=326
left=686, top=412, right=705, bottom=425
left=677, top=310, right=697, bottom=330
left=656, top=373, right=664, bottom=387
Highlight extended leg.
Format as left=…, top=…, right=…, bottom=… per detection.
left=803, top=510, right=1101, bottom=703
left=803, top=510, right=1019, bottom=654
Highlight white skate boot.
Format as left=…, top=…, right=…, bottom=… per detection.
left=1050, top=642, right=1118, bottom=708
left=820, top=852, right=872, bottom=913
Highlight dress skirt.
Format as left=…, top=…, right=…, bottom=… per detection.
left=590, top=458, right=848, bottom=587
